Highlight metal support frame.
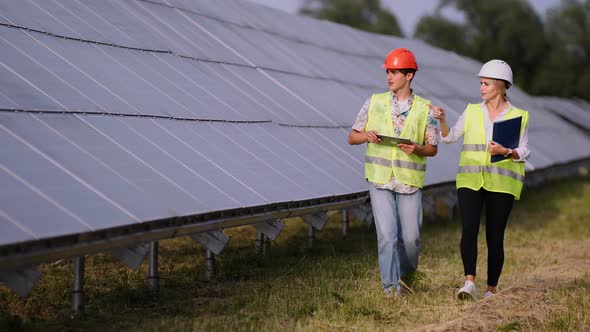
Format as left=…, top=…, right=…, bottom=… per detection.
left=341, top=208, right=348, bottom=237
left=253, top=219, right=283, bottom=255
left=0, top=195, right=370, bottom=272
left=204, top=250, right=215, bottom=281
left=422, top=193, right=436, bottom=221
left=147, top=241, right=159, bottom=292
left=0, top=268, right=41, bottom=298
left=72, top=256, right=84, bottom=315
left=255, top=232, right=266, bottom=255
left=435, top=191, right=458, bottom=221
left=263, top=234, right=271, bottom=256
left=349, top=203, right=373, bottom=225
left=252, top=219, right=284, bottom=241
left=191, top=230, right=229, bottom=256
left=302, top=212, right=328, bottom=249
left=302, top=212, right=328, bottom=231
left=191, top=230, right=229, bottom=281
left=109, top=243, right=149, bottom=270
left=307, top=224, right=314, bottom=249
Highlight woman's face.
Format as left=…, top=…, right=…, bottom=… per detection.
left=480, top=77, right=501, bottom=101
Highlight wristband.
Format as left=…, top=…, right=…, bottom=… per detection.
left=504, top=148, right=512, bottom=157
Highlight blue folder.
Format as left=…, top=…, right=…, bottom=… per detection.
left=491, top=116, right=522, bottom=163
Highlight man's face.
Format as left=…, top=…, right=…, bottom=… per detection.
left=386, top=69, right=412, bottom=93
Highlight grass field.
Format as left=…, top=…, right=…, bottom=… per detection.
left=1, top=175, right=589, bottom=331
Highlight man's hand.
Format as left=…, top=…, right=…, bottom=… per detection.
left=348, top=129, right=381, bottom=145
left=398, top=142, right=419, bottom=155
left=399, top=142, right=438, bottom=157
left=365, top=130, right=381, bottom=144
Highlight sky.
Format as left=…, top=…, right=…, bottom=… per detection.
left=245, top=0, right=561, bottom=37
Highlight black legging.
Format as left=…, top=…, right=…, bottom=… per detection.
left=457, top=187, right=514, bottom=287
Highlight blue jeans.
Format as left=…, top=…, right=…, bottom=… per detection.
left=369, top=186, right=423, bottom=291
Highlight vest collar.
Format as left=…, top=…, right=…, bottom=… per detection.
left=479, top=101, right=512, bottom=120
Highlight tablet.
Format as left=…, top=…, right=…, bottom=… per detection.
left=376, top=134, right=412, bottom=145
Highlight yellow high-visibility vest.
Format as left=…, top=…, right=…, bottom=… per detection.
left=457, top=104, right=529, bottom=199
left=364, top=92, right=430, bottom=187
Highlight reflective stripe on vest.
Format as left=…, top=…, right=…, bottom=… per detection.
left=458, top=165, right=525, bottom=182
left=456, top=103, right=529, bottom=199
left=365, top=156, right=427, bottom=171
left=462, top=144, right=486, bottom=152
left=364, top=92, right=430, bottom=187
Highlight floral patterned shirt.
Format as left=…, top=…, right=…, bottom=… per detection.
left=352, top=92, right=439, bottom=193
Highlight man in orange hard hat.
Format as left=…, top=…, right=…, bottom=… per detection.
left=348, top=48, right=439, bottom=298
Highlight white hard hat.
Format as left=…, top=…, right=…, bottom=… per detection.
left=477, top=59, right=513, bottom=86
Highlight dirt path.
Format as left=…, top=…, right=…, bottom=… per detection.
left=415, top=240, right=590, bottom=331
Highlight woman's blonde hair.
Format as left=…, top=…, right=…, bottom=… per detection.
left=494, top=79, right=510, bottom=97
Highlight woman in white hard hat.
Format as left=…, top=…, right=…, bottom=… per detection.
left=432, top=59, right=530, bottom=300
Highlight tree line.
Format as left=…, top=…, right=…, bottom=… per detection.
left=300, top=0, right=590, bottom=101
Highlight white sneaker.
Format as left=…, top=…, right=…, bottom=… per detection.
left=384, top=287, right=394, bottom=298
left=384, top=287, right=401, bottom=299
left=483, top=291, right=494, bottom=299
left=457, top=280, right=478, bottom=301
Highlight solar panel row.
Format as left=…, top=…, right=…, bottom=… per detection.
left=1, top=111, right=367, bottom=245
left=0, top=0, right=589, bottom=274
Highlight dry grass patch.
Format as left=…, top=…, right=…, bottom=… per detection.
left=416, top=240, right=590, bottom=332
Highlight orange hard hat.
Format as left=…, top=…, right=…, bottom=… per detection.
left=382, top=48, right=418, bottom=71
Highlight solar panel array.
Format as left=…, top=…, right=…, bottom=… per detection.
left=535, top=96, right=590, bottom=133
left=1, top=0, right=589, bottom=272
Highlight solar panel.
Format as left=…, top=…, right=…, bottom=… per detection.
left=134, top=2, right=247, bottom=64
left=218, top=65, right=313, bottom=124
left=198, top=63, right=296, bottom=123
left=0, top=0, right=589, bottom=282
left=537, top=97, right=590, bottom=131
left=74, top=0, right=160, bottom=49
left=168, top=0, right=251, bottom=27
left=0, top=89, right=19, bottom=109
left=0, top=208, right=35, bottom=244
left=1, top=114, right=136, bottom=232
left=0, top=1, right=60, bottom=34
left=0, top=29, right=101, bottom=112
left=20, top=113, right=191, bottom=219
left=32, top=0, right=117, bottom=46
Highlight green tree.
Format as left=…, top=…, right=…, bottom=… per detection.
left=300, top=0, right=404, bottom=37
left=532, top=0, right=590, bottom=100
left=414, top=15, right=470, bottom=55
left=414, top=0, right=547, bottom=91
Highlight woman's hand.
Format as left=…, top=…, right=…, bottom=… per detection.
left=430, top=104, right=446, bottom=123
left=430, top=104, right=450, bottom=138
left=488, top=141, right=509, bottom=156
